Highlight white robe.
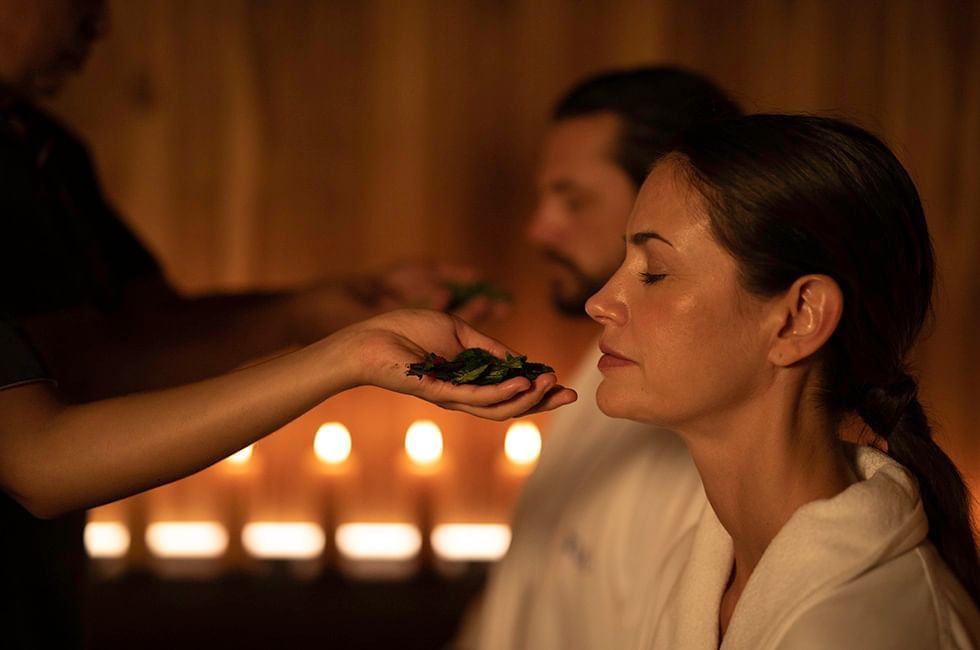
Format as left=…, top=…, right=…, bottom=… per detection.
left=639, top=445, right=980, bottom=649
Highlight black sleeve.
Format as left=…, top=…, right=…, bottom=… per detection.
left=65, top=131, right=161, bottom=286
left=0, top=104, right=161, bottom=317
left=0, top=314, right=50, bottom=389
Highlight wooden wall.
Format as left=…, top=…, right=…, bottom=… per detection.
left=48, top=0, right=980, bottom=565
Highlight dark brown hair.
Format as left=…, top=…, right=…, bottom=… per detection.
left=672, top=114, right=978, bottom=603
left=553, top=66, right=741, bottom=188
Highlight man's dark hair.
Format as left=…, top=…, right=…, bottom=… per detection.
left=553, top=67, right=741, bottom=188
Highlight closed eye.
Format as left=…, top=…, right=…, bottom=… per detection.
left=640, top=272, right=667, bottom=285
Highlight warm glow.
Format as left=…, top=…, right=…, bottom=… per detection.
left=404, top=420, right=443, bottom=465
left=431, top=523, right=511, bottom=562
left=242, top=522, right=325, bottom=560
left=146, top=522, right=228, bottom=558
left=504, top=421, right=542, bottom=465
left=226, top=444, right=254, bottom=465
left=335, top=523, right=421, bottom=561
left=84, top=522, right=130, bottom=558
left=314, top=422, right=352, bottom=465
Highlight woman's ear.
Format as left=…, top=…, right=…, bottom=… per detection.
left=768, top=275, right=843, bottom=367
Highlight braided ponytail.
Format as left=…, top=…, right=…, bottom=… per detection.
left=857, top=374, right=980, bottom=602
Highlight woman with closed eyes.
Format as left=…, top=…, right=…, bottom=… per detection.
left=585, top=114, right=979, bottom=648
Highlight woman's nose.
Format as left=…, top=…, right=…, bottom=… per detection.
left=585, top=277, right=626, bottom=326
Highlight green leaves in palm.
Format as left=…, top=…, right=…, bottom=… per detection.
left=406, top=348, right=553, bottom=385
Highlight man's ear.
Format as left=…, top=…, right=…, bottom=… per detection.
left=767, top=275, right=843, bottom=367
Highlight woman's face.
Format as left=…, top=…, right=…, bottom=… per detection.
left=585, top=159, right=776, bottom=431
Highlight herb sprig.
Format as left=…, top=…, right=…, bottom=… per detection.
left=445, top=281, right=511, bottom=312
left=406, top=348, right=553, bottom=385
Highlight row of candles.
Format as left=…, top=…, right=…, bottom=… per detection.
left=85, top=419, right=543, bottom=576
left=86, top=521, right=513, bottom=563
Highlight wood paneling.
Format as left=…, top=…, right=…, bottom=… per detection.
left=50, top=0, right=980, bottom=565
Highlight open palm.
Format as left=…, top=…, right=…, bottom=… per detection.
left=345, top=309, right=576, bottom=420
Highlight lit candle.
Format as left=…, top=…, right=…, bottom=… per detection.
left=216, top=441, right=264, bottom=570
left=314, top=422, right=353, bottom=467
left=85, top=502, right=132, bottom=578
left=494, top=420, right=544, bottom=515
left=334, top=521, right=422, bottom=579
left=431, top=522, right=511, bottom=563
left=404, top=420, right=443, bottom=469
left=225, top=444, right=254, bottom=466
left=145, top=521, right=229, bottom=559
left=241, top=521, right=326, bottom=560
left=503, top=421, right=542, bottom=468
left=398, top=419, right=449, bottom=567
left=308, top=421, right=358, bottom=565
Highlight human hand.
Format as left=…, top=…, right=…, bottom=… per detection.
left=388, top=262, right=512, bottom=323
left=335, top=309, right=575, bottom=420
left=290, top=263, right=510, bottom=344
left=368, top=261, right=511, bottom=324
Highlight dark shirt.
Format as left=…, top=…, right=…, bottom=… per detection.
left=0, top=97, right=160, bottom=650
left=0, top=314, right=49, bottom=389
left=0, top=98, right=159, bottom=317
left=0, top=316, right=65, bottom=650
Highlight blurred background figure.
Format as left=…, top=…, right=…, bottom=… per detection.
left=454, top=67, right=740, bottom=650
left=4, top=0, right=978, bottom=648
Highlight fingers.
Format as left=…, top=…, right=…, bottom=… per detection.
left=415, top=375, right=532, bottom=407
left=451, top=318, right=522, bottom=359
left=374, top=310, right=566, bottom=419
left=451, top=295, right=494, bottom=324
left=376, top=261, right=509, bottom=319
left=452, top=295, right=512, bottom=324
left=518, top=386, right=578, bottom=415
left=380, top=263, right=450, bottom=310
left=431, top=287, right=454, bottom=311
left=434, top=374, right=574, bottom=421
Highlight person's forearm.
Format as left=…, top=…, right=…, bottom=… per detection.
left=22, top=288, right=308, bottom=399
left=2, top=329, right=357, bottom=519
left=2, top=309, right=574, bottom=519
left=28, top=274, right=379, bottom=399
left=112, top=289, right=303, bottom=384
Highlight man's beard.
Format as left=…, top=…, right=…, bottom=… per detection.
left=543, top=249, right=612, bottom=318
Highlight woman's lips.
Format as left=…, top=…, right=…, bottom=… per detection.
left=597, top=344, right=635, bottom=370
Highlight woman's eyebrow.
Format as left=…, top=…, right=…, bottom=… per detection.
left=625, top=231, right=674, bottom=248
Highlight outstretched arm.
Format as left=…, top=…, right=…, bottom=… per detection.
left=0, top=309, right=574, bottom=519
left=24, top=263, right=506, bottom=399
